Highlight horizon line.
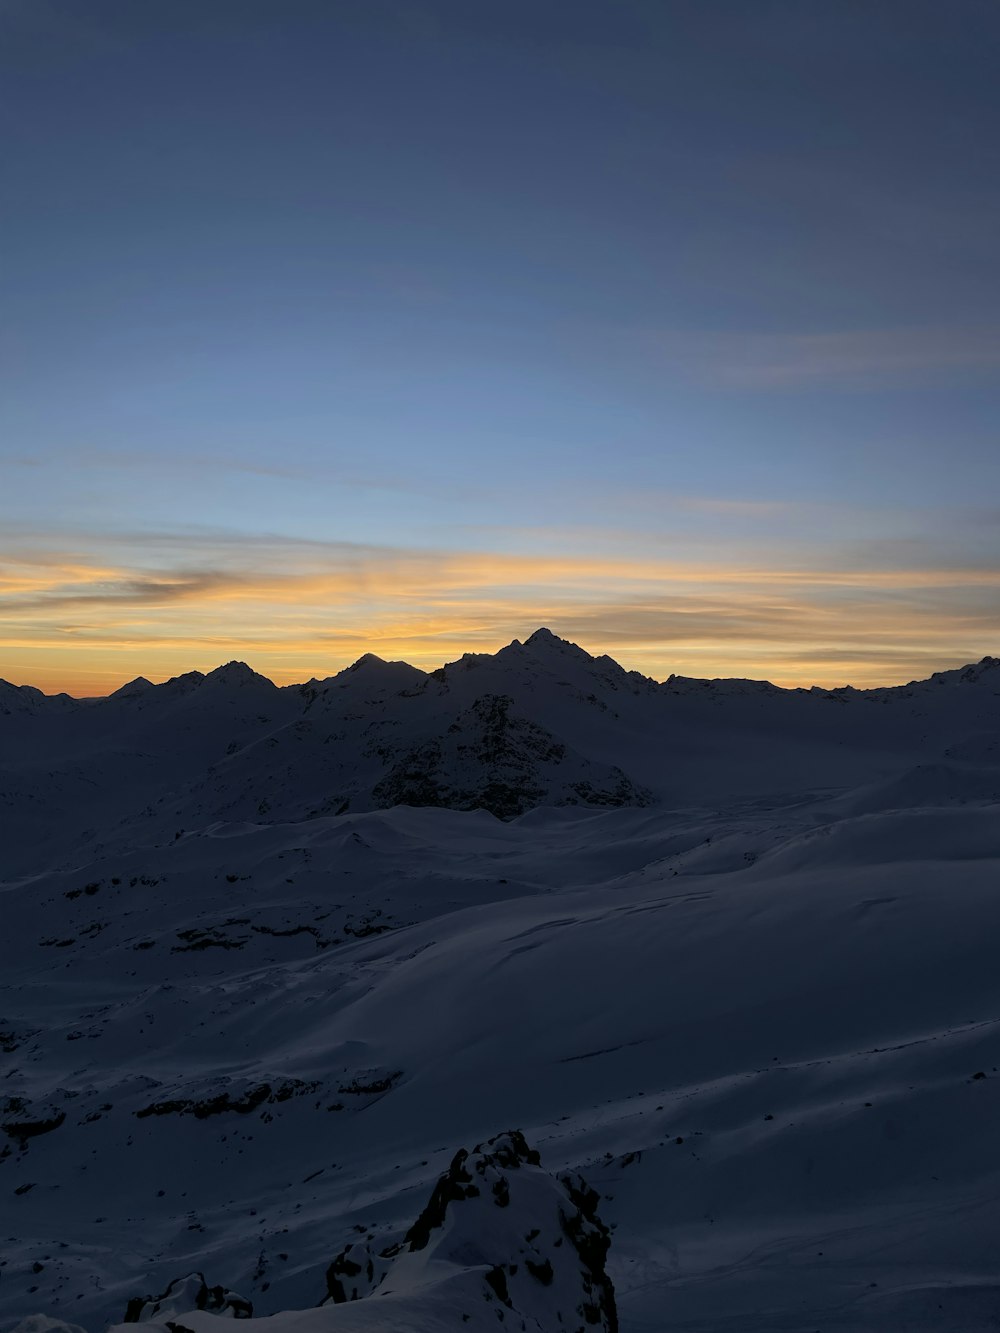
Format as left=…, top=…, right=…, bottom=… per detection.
left=3, top=628, right=997, bottom=701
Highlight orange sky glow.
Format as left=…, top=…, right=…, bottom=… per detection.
left=2, top=542, right=995, bottom=697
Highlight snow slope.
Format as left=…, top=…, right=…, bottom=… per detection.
left=2, top=633, right=1000, bottom=1332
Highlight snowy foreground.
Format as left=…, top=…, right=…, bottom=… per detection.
left=2, top=631, right=1000, bottom=1332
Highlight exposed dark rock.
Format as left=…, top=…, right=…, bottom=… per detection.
left=485, top=1265, right=513, bottom=1307
left=558, top=1172, right=618, bottom=1333
left=320, top=1130, right=617, bottom=1331
left=324, top=1250, right=365, bottom=1304
left=526, top=1256, right=554, bottom=1285
left=135, top=1080, right=319, bottom=1120
left=337, top=1070, right=401, bottom=1097
left=372, top=694, right=648, bottom=819
left=123, top=1272, right=252, bottom=1322
left=2, top=1109, right=66, bottom=1148
left=405, top=1147, right=479, bottom=1252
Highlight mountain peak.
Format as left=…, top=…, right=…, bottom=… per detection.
left=914, top=655, right=1000, bottom=692
left=202, top=661, right=275, bottom=689
left=0, top=678, right=49, bottom=712
left=111, top=676, right=153, bottom=698
left=345, top=652, right=389, bottom=672
left=521, top=627, right=594, bottom=660
left=525, top=626, right=561, bottom=646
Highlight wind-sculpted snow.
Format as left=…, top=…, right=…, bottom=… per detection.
left=3, top=634, right=1000, bottom=1331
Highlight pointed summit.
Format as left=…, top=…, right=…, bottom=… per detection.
left=336, top=653, right=427, bottom=692
left=345, top=652, right=389, bottom=673
left=522, top=628, right=593, bottom=660
left=526, top=626, right=559, bottom=645
left=111, top=676, right=153, bottom=698
left=202, top=662, right=276, bottom=690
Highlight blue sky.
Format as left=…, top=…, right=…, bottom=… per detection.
left=2, top=0, right=999, bottom=691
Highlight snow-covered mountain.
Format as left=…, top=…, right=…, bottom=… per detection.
left=3, top=632, right=1000, bottom=1332
left=3, top=631, right=1000, bottom=868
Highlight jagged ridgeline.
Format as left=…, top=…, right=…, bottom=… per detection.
left=3, top=630, right=1000, bottom=874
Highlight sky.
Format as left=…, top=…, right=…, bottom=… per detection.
left=2, top=0, right=999, bottom=694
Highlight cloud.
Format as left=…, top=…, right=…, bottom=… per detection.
left=0, top=449, right=463, bottom=496
left=651, top=326, right=1000, bottom=389
left=1, top=526, right=998, bottom=693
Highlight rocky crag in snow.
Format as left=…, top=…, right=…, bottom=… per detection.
left=318, top=1130, right=616, bottom=1332
left=371, top=692, right=647, bottom=818
left=91, top=1133, right=614, bottom=1333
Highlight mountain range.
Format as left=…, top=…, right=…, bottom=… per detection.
left=4, top=629, right=1000, bottom=874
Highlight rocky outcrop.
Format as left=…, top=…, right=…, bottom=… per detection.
left=372, top=693, right=649, bottom=819
left=323, top=1129, right=618, bottom=1332
left=134, top=1079, right=321, bottom=1121
left=2, top=1096, right=67, bottom=1151
left=102, top=1133, right=616, bottom=1333
left=122, top=1273, right=252, bottom=1322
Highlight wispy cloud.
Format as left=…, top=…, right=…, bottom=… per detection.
left=1, top=525, right=997, bottom=694
left=651, top=326, right=1000, bottom=389
left=0, top=449, right=468, bottom=497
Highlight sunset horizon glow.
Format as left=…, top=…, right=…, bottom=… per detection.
left=4, top=517, right=997, bottom=696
